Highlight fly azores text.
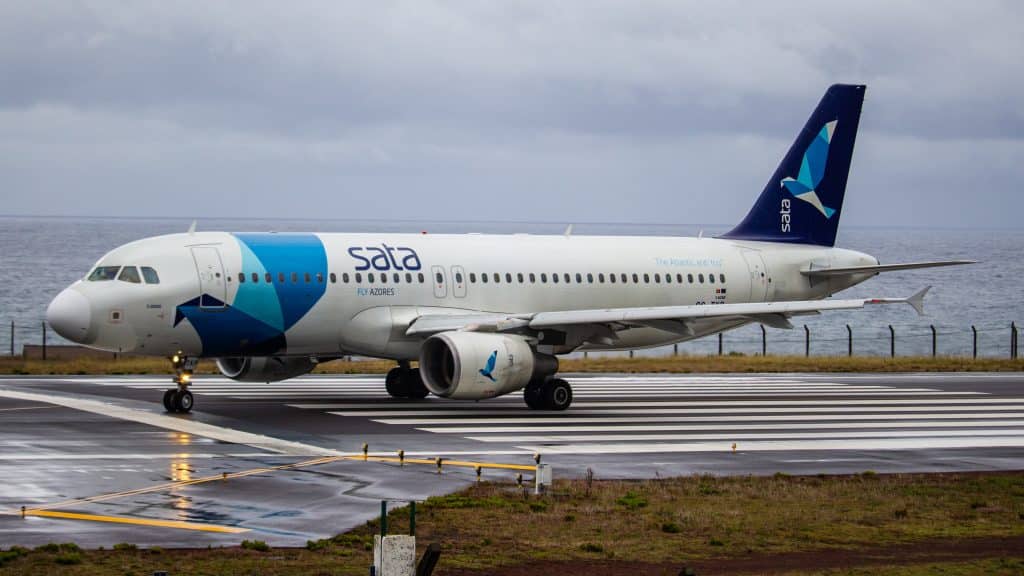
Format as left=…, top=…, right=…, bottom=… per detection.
left=348, top=244, right=423, bottom=271
left=357, top=287, right=397, bottom=297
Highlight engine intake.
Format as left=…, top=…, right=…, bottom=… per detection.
left=216, top=356, right=318, bottom=382
left=420, top=332, right=557, bottom=400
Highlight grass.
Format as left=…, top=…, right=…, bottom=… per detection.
left=0, top=472, right=1021, bottom=575
left=2, top=354, right=1022, bottom=376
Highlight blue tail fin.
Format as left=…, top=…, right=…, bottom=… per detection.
left=721, top=84, right=866, bottom=247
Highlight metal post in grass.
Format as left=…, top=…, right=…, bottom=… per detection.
left=846, top=324, right=852, bottom=357
left=718, top=332, right=723, bottom=356
left=409, top=501, right=416, bottom=536
left=889, top=325, right=895, bottom=358
left=930, top=325, right=936, bottom=358
left=1013, top=322, right=1019, bottom=359
left=760, top=324, right=766, bottom=356
left=629, top=350, right=634, bottom=359
left=972, top=325, right=977, bottom=359
left=804, top=325, right=810, bottom=357
left=380, top=500, right=387, bottom=538
left=673, top=343, right=678, bottom=356
left=9, top=321, right=13, bottom=356
left=41, top=321, right=46, bottom=361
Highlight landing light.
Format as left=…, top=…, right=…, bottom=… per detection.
left=180, top=373, right=191, bottom=383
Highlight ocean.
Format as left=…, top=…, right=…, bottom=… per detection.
left=1, top=215, right=1019, bottom=359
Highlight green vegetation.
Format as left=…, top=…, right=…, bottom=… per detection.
left=3, top=353, right=1023, bottom=376
left=0, top=472, right=1020, bottom=575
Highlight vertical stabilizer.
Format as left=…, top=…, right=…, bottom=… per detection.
left=721, top=84, right=865, bottom=247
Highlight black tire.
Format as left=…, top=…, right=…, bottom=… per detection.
left=404, top=368, right=430, bottom=399
left=173, top=390, right=194, bottom=413
left=163, top=389, right=176, bottom=413
left=523, top=383, right=545, bottom=409
left=385, top=368, right=404, bottom=398
left=542, top=379, right=572, bottom=411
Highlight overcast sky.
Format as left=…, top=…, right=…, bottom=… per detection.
left=1, top=1, right=1021, bottom=228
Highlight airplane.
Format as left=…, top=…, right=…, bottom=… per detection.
left=46, top=84, right=972, bottom=414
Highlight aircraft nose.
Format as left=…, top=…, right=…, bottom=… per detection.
left=46, top=288, right=92, bottom=343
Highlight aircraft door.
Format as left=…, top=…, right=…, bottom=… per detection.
left=431, top=265, right=448, bottom=299
left=741, top=250, right=769, bottom=302
left=451, top=265, right=467, bottom=298
left=191, top=246, right=227, bottom=308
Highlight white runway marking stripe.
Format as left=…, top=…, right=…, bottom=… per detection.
left=468, top=429, right=1024, bottom=443
left=419, top=419, right=1024, bottom=434
left=517, top=437, right=1024, bottom=454
left=326, top=404, right=1024, bottom=418
left=292, top=398, right=1024, bottom=410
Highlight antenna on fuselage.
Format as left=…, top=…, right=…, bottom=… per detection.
left=564, top=224, right=573, bottom=238
left=187, top=220, right=197, bottom=235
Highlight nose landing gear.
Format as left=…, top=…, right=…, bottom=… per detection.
left=164, top=354, right=197, bottom=413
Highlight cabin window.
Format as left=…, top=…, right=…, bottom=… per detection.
left=368, top=273, right=375, bottom=283
left=435, top=272, right=444, bottom=284
left=118, top=266, right=141, bottom=283
left=620, top=273, right=628, bottom=283
left=482, top=273, right=488, bottom=284
left=654, top=273, right=661, bottom=284
left=720, top=274, right=726, bottom=283
left=455, top=271, right=464, bottom=284
left=587, top=273, right=594, bottom=283
left=505, top=272, right=512, bottom=283
left=643, top=273, right=650, bottom=284
left=687, top=273, right=694, bottom=283
left=709, top=274, right=715, bottom=284
left=698, top=273, right=704, bottom=283
left=278, top=272, right=285, bottom=283
left=405, top=272, right=413, bottom=283
left=341, top=273, right=349, bottom=283
left=552, top=273, right=559, bottom=284
left=664, top=273, right=671, bottom=284
left=238, top=273, right=246, bottom=283
left=329, top=272, right=337, bottom=283
left=676, top=273, right=683, bottom=284
left=418, top=272, right=425, bottom=283
left=517, top=273, right=524, bottom=283
left=609, top=273, right=616, bottom=284
left=291, top=272, right=298, bottom=283
left=540, top=273, right=548, bottom=283
left=469, top=273, right=476, bottom=283
left=250, top=272, right=258, bottom=283
left=355, top=273, right=362, bottom=283
left=88, top=266, right=121, bottom=281
left=632, top=273, right=639, bottom=283
left=493, top=273, right=500, bottom=283
left=380, top=273, right=387, bottom=284
left=598, top=273, right=605, bottom=283
left=303, top=272, right=310, bottom=283
left=575, top=273, right=582, bottom=283
left=140, top=267, right=160, bottom=284
left=529, top=273, right=536, bottom=283
left=265, top=273, right=273, bottom=283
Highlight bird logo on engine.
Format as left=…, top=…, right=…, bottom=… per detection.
left=479, top=350, right=498, bottom=382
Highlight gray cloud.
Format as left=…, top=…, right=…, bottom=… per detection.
left=1, top=1, right=1022, bottom=227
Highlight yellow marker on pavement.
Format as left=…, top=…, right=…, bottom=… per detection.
left=26, top=510, right=248, bottom=534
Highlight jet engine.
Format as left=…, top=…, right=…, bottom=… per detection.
left=216, top=356, right=318, bottom=382
left=419, top=332, right=557, bottom=400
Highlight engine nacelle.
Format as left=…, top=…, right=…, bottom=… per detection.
left=216, top=356, right=317, bottom=382
left=420, top=332, right=557, bottom=400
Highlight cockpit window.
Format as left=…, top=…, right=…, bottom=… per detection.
left=88, top=266, right=121, bottom=281
left=118, top=266, right=141, bottom=283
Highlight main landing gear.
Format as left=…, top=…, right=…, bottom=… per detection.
left=385, top=363, right=430, bottom=399
left=524, top=378, right=573, bottom=411
left=163, top=353, right=197, bottom=414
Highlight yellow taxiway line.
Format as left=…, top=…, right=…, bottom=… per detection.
left=26, top=510, right=248, bottom=533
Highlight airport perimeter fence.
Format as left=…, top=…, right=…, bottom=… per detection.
left=1, top=318, right=1021, bottom=361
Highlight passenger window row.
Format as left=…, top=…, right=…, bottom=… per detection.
left=87, top=266, right=160, bottom=284
left=234, top=269, right=725, bottom=287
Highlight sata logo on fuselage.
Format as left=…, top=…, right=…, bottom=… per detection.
left=348, top=244, right=423, bottom=271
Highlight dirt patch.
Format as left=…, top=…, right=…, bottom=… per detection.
left=440, top=535, right=1024, bottom=575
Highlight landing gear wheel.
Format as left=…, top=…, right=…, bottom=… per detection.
left=173, top=390, right=194, bottom=413
left=163, top=389, right=176, bottom=413
left=385, top=368, right=404, bottom=398
left=403, top=368, right=429, bottom=399
left=524, top=383, right=545, bottom=410
left=542, top=378, right=573, bottom=411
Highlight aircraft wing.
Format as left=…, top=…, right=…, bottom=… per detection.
left=405, top=287, right=930, bottom=337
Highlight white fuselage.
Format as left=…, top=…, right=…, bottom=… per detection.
left=47, top=231, right=878, bottom=360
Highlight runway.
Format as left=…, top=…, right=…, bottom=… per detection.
left=1, top=372, right=1023, bottom=546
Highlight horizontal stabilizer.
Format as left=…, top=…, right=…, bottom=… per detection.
left=801, top=260, right=975, bottom=277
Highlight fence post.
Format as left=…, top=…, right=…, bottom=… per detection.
left=888, top=325, right=895, bottom=358
left=629, top=350, right=634, bottom=359
left=760, top=324, right=766, bottom=356
left=1013, top=322, right=1019, bottom=360
left=718, top=332, right=723, bottom=356
left=846, top=324, right=852, bottom=357
left=930, top=325, right=936, bottom=358
left=673, top=343, right=678, bottom=357
left=583, top=351, right=588, bottom=360
left=41, top=322, right=47, bottom=361
left=9, top=320, right=13, bottom=356
left=972, top=325, right=977, bottom=359
left=804, top=325, right=810, bottom=357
